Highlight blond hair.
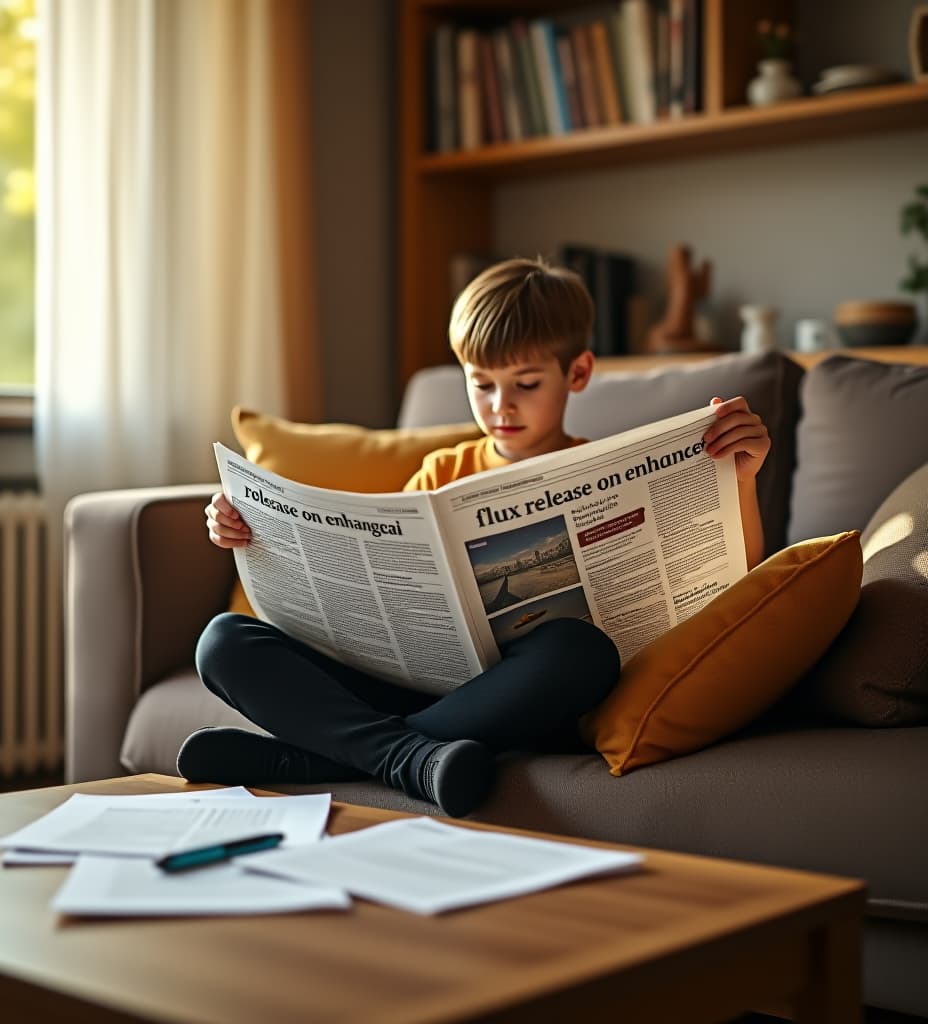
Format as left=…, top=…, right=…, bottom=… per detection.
left=449, top=257, right=593, bottom=371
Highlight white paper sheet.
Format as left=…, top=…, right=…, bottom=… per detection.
left=2, top=786, right=258, bottom=867
left=51, top=854, right=350, bottom=917
left=0, top=792, right=331, bottom=858
left=246, top=816, right=644, bottom=914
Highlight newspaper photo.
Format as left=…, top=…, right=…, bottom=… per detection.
left=214, top=404, right=747, bottom=695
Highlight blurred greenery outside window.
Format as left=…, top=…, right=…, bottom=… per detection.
left=0, top=0, right=36, bottom=393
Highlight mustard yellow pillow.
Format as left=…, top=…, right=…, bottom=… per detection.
left=227, top=408, right=481, bottom=616
left=580, top=532, right=863, bottom=776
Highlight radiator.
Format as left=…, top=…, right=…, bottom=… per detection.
left=0, top=492, right=63, bottom=777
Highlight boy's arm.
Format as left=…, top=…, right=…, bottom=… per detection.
left=737, top=477, right=765, bottom=570
left=702, top=396, right=771, bottom=571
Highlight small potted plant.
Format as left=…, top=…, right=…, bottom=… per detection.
left=748, top=20, right=802, bottom=106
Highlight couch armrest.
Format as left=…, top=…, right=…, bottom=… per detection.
left=64, top=485, right=236, bottom=782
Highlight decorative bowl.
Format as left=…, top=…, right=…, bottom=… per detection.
left=833, top=301, right=918, bottom=347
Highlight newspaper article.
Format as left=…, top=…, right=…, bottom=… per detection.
left=214, top=405, right=747, bottom=694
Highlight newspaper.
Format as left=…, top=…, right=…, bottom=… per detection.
left=214, top=404, right=747, bottom=695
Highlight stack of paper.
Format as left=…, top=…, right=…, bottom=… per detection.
left=0, top=788, right=347, bottom=916
left=2, top=789, right=644, bottom=918
left=245, top=816, right=644, bottom=915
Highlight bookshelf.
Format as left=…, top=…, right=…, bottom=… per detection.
left=398, top=0, right=928, bottom=384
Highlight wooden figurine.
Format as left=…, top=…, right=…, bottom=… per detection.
left=646, top=244, right=720, bottom=354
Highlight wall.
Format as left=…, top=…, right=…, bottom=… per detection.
left=311, top=0, right=397, bottom=427
left=494, top=129, right=928, bottom=351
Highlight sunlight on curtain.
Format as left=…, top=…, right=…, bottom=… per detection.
left=35, top=0, right=285, bottom=527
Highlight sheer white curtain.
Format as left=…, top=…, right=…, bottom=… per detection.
left=35, top=0, right=285, bottom=525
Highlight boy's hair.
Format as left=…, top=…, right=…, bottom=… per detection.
left=449, top=257, right=594, bottom=372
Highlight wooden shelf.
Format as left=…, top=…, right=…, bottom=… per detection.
left=417, top=82, right=928, bottom=179
left=594, top=346, right=928, bottom=375
left=398, top=0, right=928, bottom=385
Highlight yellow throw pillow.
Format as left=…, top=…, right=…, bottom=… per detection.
left=227, top=408, right=482, bottom=616
left=580, top=532, right=863, bottom=776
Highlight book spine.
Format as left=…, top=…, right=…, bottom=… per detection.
left=529, top=19, right=569, bottom=134
left=606, top=11, right=630, bottom=123
left=456, top=29, right=483, bottom=149
left=621, top=0, right=657, bottom=124
left=683, top=0, right=702, bottom=113
left=560, top=244, right=601, bottom=352
left=556, top=31, right=583, bottom=131
left=669, top=0, right=685, bottom=118
left=571, top=24, right=602, bottom=128
left=589, top=20, right=623, bottom=126
left=511, top=18, right=548, bottom=136
left=492, top=28, right=524, bottom=142
left=478, top=33, right=506, bottom=144
left=596, top=250, right=637, bottom=355
left=433, top=24, right=457, bottom=152
left=655, top=0, right=671, bottom=119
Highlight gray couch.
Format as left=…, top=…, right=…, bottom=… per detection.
left=65, top=351, right=928, bottom=1018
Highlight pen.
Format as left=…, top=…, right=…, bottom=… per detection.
left=155, top=832, right=285, bottom=873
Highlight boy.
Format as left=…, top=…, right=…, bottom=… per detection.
left=182, top=257, right=770, bottom=816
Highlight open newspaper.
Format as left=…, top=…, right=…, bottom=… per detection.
left=214, top=405, right=747, bottom=695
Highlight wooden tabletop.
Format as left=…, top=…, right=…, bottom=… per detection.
left=0, top=774, right=866, bottom=1024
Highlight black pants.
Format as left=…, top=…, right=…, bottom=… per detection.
left=195, top=613, right=620, bottom=779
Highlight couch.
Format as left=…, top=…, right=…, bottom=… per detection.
left=65, top=350, right=928, bottom=1018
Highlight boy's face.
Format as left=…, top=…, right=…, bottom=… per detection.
left=463, top=351, right=593, bottom=462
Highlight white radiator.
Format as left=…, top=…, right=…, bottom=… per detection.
left=0, top=492, right=63, bottom=777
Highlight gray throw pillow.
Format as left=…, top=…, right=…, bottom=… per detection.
left=788, top=356, right=928, bottom=544
left=800, top=460, right=928, bottom=727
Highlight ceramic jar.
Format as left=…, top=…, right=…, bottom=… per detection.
left=740, top=305, right=779, bottom=354
left=747, top=59, right=802, bottom=106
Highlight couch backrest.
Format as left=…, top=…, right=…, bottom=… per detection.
left=399, top=351, right=804, bottom=557
left=788, top=355, right=928, bottom=544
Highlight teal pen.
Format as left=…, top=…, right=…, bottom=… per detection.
left=155, top=832, right=285, bottom=873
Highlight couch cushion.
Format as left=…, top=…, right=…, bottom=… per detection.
left=271, top=728, right=928, bottom=927
left=580, top=532, right=862, bottom=775
left=232, top=408, right=482, bottom=493
left=797, top=461, right=928, bottom=726
left=788, top=355, right=928, bottom=544
left=399, top=352, right=804, bottom=556
left=120, top=669, right=266, bottom=775
left=227, top=409, right=482, bottom=615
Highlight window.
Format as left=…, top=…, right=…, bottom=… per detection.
left=0, top=0, right=36, bottom=394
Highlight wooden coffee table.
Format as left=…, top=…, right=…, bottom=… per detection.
left=1, top=774, right=864, bottom=1023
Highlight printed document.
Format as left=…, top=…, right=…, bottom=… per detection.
left=245, top=816, right=644, bottom=915
left=51, top=855, right=350, bottom=917
left=0, top=792, right=331, bottom=858
left=215, top=404, right=746, bottom=694
left=2, top=786, right=257, bottom=867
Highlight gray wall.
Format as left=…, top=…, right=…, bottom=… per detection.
left=311, top=0, right=397, bottom=427
left=493, top=129, right=928, bottom=351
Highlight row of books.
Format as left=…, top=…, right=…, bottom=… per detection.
left=450, top=245, right=644, bottom=357
left=427, top=1, right=703, bottom=153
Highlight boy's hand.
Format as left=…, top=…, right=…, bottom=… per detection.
left=205, top=491, right=252, bottom=549
left=703, top=396, right=770, bottom=482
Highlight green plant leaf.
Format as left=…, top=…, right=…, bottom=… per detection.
left=900, top=201, right=928, bottom=238
left=900, top=254, right=928, bottom=294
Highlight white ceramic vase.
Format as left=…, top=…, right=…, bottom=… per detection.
left=740, top=305, right=779, bottom=354
left=747, top=59, right=802, bottom=106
